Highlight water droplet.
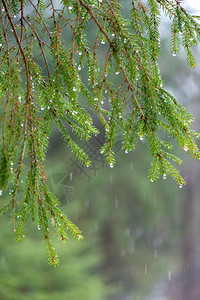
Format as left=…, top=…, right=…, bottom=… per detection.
left=78, top=65, right=81, bottom=70
left=115, top=71, right=119, bottom=75
left=14, top=15, right=16, bottom=18
left=41, top=106, right=45, bottom=110
left=110, top=163, right=114, bottom=168
left=101, top=100, right=104, bottom=105
left=184, top=146, right=188, bottom=152
left=68, top=6, right=73, bottom=11
left=94, top=98, right=98, bottom=101
left=73, top=87, right=76, bottom=92
left=163, top=174, right=166, bottom=179
left=86, top=163, right=90, bottom=168
left=105, top=90, right=107, bottom=93
left=78, top=51, right=82, bottom=55
left=18, top=96, right=21, bottom=102
left=37, top=225, right=41, bottom=230
left=111, top=33, right=115, bottom=37
left=0, top=190, right=2, bottom=196
left=125, top=150, right=128, bottom=154
left=150, top=179, right=154, bottom=182
left=2, top=8, right=5, bottom=12
left=139, top=135, right=144, bottom=141
left=101, top=40, right=105, bottom=44
left=179, top=184, right=183, bottom=189
left=173, top=52, right=176, bottom=56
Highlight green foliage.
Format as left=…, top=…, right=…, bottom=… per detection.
left=0, top=219, right=113, bottom=300
left=0, top=0, right=200, bottom=265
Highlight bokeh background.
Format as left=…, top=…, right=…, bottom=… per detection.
left=1, top=1, right=200, bottom=299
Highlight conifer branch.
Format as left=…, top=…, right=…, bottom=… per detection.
left=1, top=0, right=200, bottom=265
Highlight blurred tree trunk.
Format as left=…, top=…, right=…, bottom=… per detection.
left=169, top=163, right=200, bottom=300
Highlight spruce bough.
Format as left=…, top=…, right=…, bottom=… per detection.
left=0, top=0, right=200, bottom=265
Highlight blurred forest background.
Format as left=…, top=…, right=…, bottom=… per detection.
left=1, top=1, right=200, bottom=300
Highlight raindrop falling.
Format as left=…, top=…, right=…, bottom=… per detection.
left=70, top=172, right=73, bottom=181
left=85, top=199, right=90, bottom=207
left=120, top=249, right=126, bottom=257
left=168, top=271, right=172, bottom=280
left=94, top=222, right=98, bottom=230
left=154, top=249, right=158, bottom=258
left=145, top=262, right=147, bottom=274
left=115, top=198, right=118, bottom=208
